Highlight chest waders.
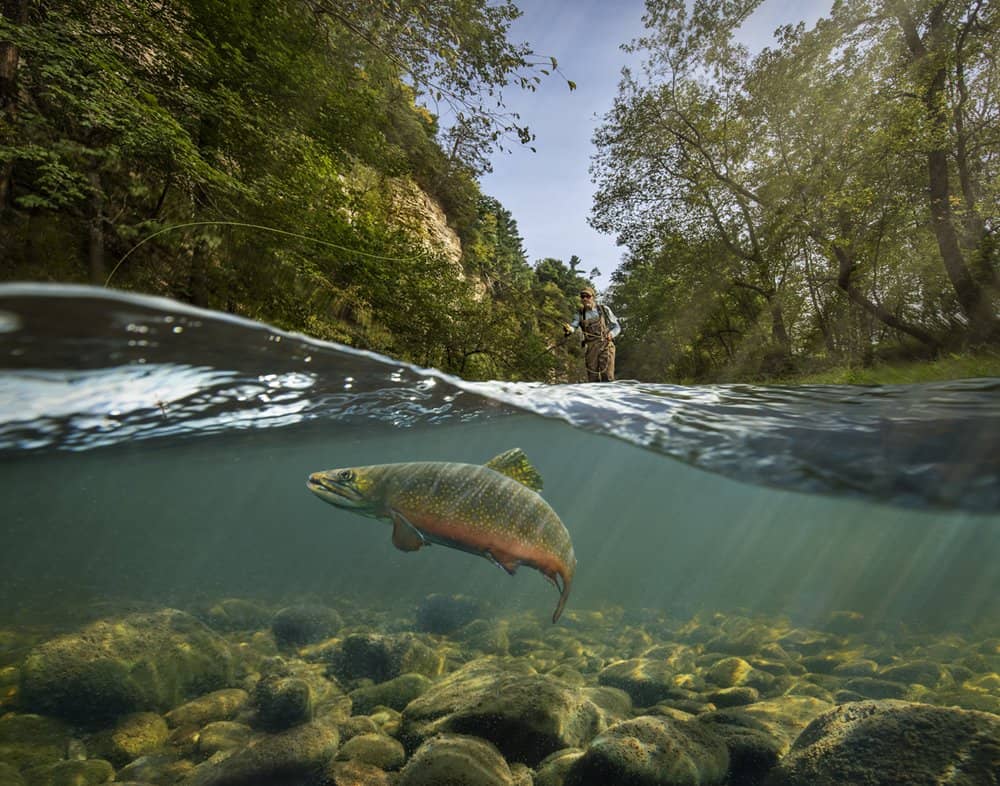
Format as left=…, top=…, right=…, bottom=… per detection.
left=579, top=308, right=615, bottom=382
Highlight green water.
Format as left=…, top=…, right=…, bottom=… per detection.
left=3, top=413, right=997, bottom=634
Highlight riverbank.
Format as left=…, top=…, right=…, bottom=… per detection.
left=774, top=350, right=1000, bottom=385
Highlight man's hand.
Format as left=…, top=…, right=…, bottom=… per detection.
left=562, top=323, right=574, bottom=337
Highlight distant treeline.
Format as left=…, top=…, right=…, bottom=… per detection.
left=596, top=0, right=999, bottom=381
left=0, top=0, right=591, bottom=381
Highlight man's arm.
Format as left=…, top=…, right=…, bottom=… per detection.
left=603, top=305, right=621, bottom=339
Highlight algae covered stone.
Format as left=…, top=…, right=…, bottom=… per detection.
left=349, top=672, right=431, bottom=714
left=180, top=720, right=339, bottom=786
left=565, top=715, right=729, bottom=786
left=271, top=604, right=343, bottom=649
left=767, top=699, right=1000, bottom=785
left=397, top=734, right=516, bottom=786
left=20, top=610, right=234, bottom=724
left=165, top=688, right=249, bottom=728
left=400, top=658, right=606, bottom=766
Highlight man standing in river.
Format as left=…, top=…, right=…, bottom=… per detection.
left=563, top=286, right=620, bottom=382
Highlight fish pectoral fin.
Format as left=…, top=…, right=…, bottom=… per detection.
left=485, top=550, right=519, bottom=576
left=390, top=510, right=427, bottom=553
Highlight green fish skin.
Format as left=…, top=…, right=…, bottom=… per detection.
left=307, top=449, right=576, bottom=623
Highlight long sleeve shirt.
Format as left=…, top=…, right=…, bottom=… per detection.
left=568, top=303, right=621, bottom=339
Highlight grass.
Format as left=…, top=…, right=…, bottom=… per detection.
left=774, top=350, right=1000, bottom=385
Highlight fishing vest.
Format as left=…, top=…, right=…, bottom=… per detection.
left=578, top=304, right=613, bottom=345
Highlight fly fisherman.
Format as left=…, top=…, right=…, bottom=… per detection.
left=563, top=286, right=620, bottom=382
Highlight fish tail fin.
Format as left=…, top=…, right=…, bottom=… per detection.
left=551, top=570, right=572, bottom=624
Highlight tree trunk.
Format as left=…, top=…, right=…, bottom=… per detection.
left=0, top=0, right=28, bottom=210
left=832, top=244, right=939, bottom=349
left=898, top=5, right=1000, bottom=344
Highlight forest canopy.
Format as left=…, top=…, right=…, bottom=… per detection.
left=0, top=0, right=591, bottom=380
left=2, top=0, right=997, bottom=383
left=594, top=0, right=999, bottom=381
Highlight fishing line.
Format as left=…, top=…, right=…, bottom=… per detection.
left=104, top=220, right=425, bottom=287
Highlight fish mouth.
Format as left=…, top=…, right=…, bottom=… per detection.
left=307, top=472, right=364, bottom=506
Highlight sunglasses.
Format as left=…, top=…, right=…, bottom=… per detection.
left=580, top=293, right=593, bottom=299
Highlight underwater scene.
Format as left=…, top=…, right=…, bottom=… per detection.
left=1, top=284, right=999, bottom=786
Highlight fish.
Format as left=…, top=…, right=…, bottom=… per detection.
left=306, top=448, right=576, bottom=623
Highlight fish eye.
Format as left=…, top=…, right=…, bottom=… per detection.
left=337, top=469, right=354, bottom=482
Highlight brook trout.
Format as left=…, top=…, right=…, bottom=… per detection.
left=307, top=448, right=576, bottom=622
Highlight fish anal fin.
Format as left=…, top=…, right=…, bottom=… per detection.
left=484, top=448, right=543, bottom=492
left=485, top=549, right=519, bottom=576
left=390, top=510, right=427, bottom=553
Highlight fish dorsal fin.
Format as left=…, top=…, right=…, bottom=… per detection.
left=485, top=448, right=543, bottom=492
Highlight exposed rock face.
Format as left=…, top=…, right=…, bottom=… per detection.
left=19, top=610, right=234, bottom=725
left=765, top=700, right=1000, bottom=786
left=388, top=178, right=463, bottom=266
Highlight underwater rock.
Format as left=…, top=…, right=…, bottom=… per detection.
left=349, top=672, right=431, bottom=714
left=96, top=711, right=169, bottom=766
left=415, top=594, right=482, bottom=634
left=831, top=658, right=878, bottom=677
left=840, top=677, right=909, bottom=700
left=800, top=654, right=846, bottom=675
left=878, top=659, right=950, bottom=688
left=271, top=604, right=343, bottom=649
left=20, top=759, right=114, bottom=786
left=338, top=715, right=380, bottom=742
left=452, top=619, right=510, bottom=655
left=19, top=610, right=234, bottom=725
left=196, top=721, right=253, bottom=757
left=698, top=710, right=785, bottom=784
left=253, top=673, right=314, bottom=730
left=400, top=657, right=607, bottom=766
left=766, top=699, right=1000, bottom=785
left=203, top=598, right=273, bottom=632
left=323, top=633, right=443, bottom=684
left=323, top=759, right=393, bottom=786
left=534, top=748, right=585, bottom=786
left=180, top=720, right=339, bottom=786
left=775, top=629, right=834, bottom=656
left=335, top=732, right=406, bottom=770
left=597, top=658, right=686, bottom=706
left=0, top=713, right=70, bottom=770
left=565, top=715, right=729, bottom=786
left=704, top=656, right=753, bottom=687
left=822, top=610, right=866, bottom=635
left=705, top=686, right=760, bottom=708
left=164, top=688, right=249, bottom=728
left=397, top=734, right=516, bottom=786
left=114, top=750, right=192, bottom=784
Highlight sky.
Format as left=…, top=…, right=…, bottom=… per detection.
left=479, top=0, right=834, bottom=288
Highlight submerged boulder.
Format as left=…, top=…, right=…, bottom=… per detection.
left=19, top=610, right=234, bottom=725
left=565, top=715, right=729, bottom=786
left=397, top=734, right=516, bottom=786
left=180, top=721, right=339, bottom=786
left=766, top=700, right=1000, bottom=785
left=271, top=604, right=343, bottom=649
left=415, top=594, right=482, bottom=634
left=399, top=657, right=608, bottom=767
left=323, top=633, right=443, bottom=684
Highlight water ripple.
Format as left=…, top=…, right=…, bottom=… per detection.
left=1, top=284, right=998, bottom=512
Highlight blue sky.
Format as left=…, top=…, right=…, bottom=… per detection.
left=479, top=0, right=834, bottom=287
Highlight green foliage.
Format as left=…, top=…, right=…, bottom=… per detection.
left=595, top=0, right=1000, bottom=382
left=0, top=0, right=581, bottom=382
